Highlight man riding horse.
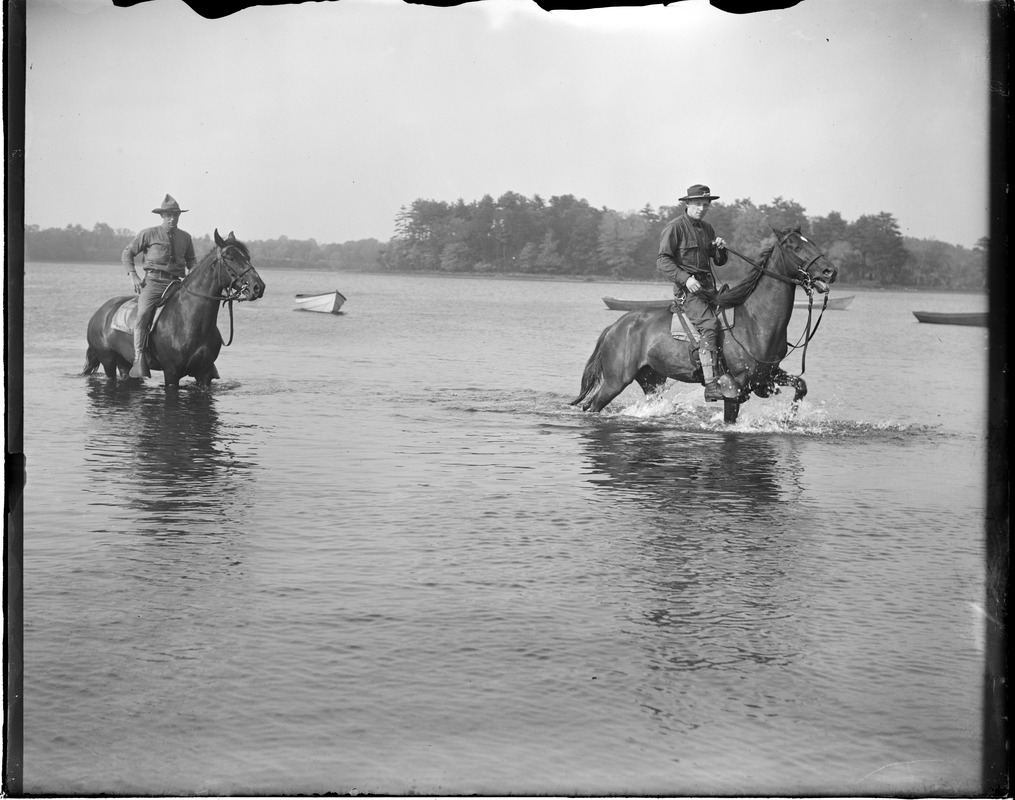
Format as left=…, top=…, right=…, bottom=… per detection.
left=121, top=194, right=197, bottom=378
left=656, top=184, right=729, bottom=401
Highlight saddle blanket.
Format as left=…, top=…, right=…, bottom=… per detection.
left=110, top=298, right=164, bottom=334
left=670, top=305, right=735, bottom=342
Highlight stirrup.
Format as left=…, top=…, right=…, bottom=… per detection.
left=704, top=381, right=723, bottom=402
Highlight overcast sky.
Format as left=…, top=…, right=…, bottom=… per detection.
left=23, top=0, right=991, bottom=248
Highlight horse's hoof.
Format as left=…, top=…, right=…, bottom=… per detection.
left=718, top=374, right=740, bottom=399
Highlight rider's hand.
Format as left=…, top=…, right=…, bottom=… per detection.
left=685, top=276, right=702, bottom=294
left=714, top=237, right=726, bottom=250
left=130, top=273, right=143, bottom=294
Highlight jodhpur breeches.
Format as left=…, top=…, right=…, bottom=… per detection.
left=133, top=275, right=175, bottom=353
left=679, top=292, right=720, bottom=353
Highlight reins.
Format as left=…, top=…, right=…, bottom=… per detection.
left=180, top=245, right=257, bottom=347
left=719, top=233, right=829, bottom=374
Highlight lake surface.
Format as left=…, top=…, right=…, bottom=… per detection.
left=18, top=260, right=990, bottom=795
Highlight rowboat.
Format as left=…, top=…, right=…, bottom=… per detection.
left=294, top=290, right=346, bottom=314
left=602, top=296, right=670, bottom=310
left=912, top=311, right=988, bottom=327
left=795, top=294, right=854, bottom=310
left=601, top=294, right=855, bottom=311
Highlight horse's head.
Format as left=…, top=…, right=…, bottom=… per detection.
left=214, top=229, right=266, bottom=301
left=772, top=227, right=838, bottom=293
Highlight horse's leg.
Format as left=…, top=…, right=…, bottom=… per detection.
left=588, top=327, right=650, bottom=411
left=723, top=398, right=740, bottom=423
left=194, top=364, right=219, bottom=387
left=116, top=353, right=132, bottom=378
left=586, top=376, right=628, bottom=412
left=573, top=321, right=633, bottom=412
left=162, top=370, right=182, bottom=388
left=634, top=365, right=667, bottom=397
left=91, top=344, right=120, bottom=378
left=771, top=369, right=807, bottom=402
left=160, top=354, right=182, bottom=387
left=765, top=369, right=807, bottom=419
left=100, top=357, right=119, bottom=378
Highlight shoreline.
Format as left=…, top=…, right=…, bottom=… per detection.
left=26, top=260, right=985, bottom=294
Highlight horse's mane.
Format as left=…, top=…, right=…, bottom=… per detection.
left=716, top=243, right=773, bottom=308
left=185, top=238, right=251, bottom=281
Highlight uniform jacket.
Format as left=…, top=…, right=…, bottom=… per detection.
left=122, top=224, right=197, bottom=278
left=656, top=212, right=728, bottom=292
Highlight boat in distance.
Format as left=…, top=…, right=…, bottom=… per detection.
left=912, top=310, right=988, bottom=327
left=601, top=295, right=855, bottom=311
left=295, top=290, right=346, bottom=314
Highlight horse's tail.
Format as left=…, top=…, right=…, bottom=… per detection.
left=570, top=323, right=611, bottom=409
left=82, top=346, right=100, bottom=375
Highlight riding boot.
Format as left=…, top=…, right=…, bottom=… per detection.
left=129, top=347, right=150, bottom=379
left=699, top=348, right=723, bottom=402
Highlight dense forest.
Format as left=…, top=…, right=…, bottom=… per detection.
left=24, top=192, right=987, bottom=290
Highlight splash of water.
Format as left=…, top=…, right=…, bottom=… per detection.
left=608, top=386, right=924, bottom=438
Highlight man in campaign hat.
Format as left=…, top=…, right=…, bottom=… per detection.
left=657, top=184, right=729, bottom=401
left=121, top=194, right=197, bottom=378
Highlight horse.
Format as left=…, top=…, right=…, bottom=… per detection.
left=571, top=227, right=838, bottom=423
left=83, top=229, right=266, bottom=387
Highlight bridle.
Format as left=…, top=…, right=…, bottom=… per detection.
left=719, top=230, right=835, bottom=372
left=180, top=243, right=259, bottom=346
left=724, top=230, right=830, bottom=293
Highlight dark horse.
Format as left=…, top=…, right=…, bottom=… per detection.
left=83, top=229, right=266, bottom=387
left=571, top=228, right=838, bottom=423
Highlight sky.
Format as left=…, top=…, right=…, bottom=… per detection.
left=21, top=0, right=992, bottom=248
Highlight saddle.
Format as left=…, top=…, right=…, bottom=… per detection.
left=669, top=301, right=735, bottom=344
left=109, top=282, right=182, bottom=335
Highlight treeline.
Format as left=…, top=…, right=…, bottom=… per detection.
left=382, top=192, right=987, bottom=290
left=23, top=223, right=384, bottom=273
left=23, top=192, right=987, bottom=290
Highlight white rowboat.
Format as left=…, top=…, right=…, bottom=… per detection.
left=295, top=290, right=346, bottom=314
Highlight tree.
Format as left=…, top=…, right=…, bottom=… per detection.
left=535, top=230, right=565, bottom=274
left=638, top=204, right=659, bottom=224
left=849, top=212, right=911, bottom=284
left=810, top=211, right=850, bottom=247
left=760, top=197, right=810, bottom=234
left=439, top=241, right=471, bottom=272
left=727, top=199, right=770, bottom=258
left=703, top=201, right=735, bottom=241
left=545, top=194, right=602, bottom=274
left=597, top=210, right=648, bottom=278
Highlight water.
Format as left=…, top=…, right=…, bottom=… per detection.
left=19, top=261, right=989, bottom=795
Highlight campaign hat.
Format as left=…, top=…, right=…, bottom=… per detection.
left=152, top=194, right=188, bottom=214
left=679, top=184, right=720, bottom=202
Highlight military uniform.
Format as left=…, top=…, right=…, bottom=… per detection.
left=656, top=184, right=729, bottom=400
left=122, top=194, right=197, bottom=377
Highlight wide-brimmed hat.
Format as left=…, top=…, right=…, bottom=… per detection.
left=680, top=184, right=720, bottom=202
left=151, top=194, right=188, bottom=215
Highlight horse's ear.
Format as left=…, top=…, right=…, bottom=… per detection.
left=214, top=229, right=225, bottom=247
left=227, top=231, right=236, bottom=242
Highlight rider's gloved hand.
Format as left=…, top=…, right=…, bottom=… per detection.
left=714, top=237, right=726, bottom=250
left=129, top=273, right=143, bottom=294
left=685, top=276, right=702, bottom=294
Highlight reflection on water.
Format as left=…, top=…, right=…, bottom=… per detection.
left=580, top=423, right=815, bottom=739
left=83, top=379, right=255, bottom=538
left=580, top=422, right=805, bottom=513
